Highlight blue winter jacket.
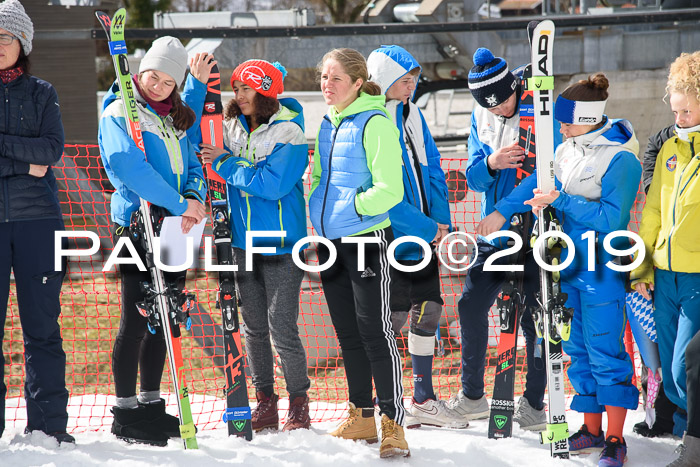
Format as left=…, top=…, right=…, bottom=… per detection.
left=99, top=79, right=207, bottom=227
left=183, top=76, right=309, bottom=254
left=387, top=101, right=452, bottom=260
left=311, top=110, right=388, bottom=239
left=496, top=118, right=641, bottom=274
left=309, top=93, right=403, bottom=240
left=0, top=74, right=64, bottom=222
left=367, top=45, right=452, bottom=260
left=466, top=69, right=562, bottom=249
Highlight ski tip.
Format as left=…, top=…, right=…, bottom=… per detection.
left=95, top=10, right=110, bottom=28
left=534, top=19, right=556, bottom=32
left=526, top=20, right=539, bottom=43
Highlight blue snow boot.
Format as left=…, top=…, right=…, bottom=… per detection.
left=598, top=436, right=627, bottom=467
left=569, top=424, right=605, bottom=455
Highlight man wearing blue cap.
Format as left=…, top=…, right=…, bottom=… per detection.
left=446, top=48, right=561, bottom=431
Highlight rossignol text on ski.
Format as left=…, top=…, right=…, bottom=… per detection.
left=487, top=21, right=539, bottom=440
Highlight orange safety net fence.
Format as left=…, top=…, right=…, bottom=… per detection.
left=1, top=144, right=643, bottom=432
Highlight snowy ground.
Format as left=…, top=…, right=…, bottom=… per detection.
left=0, top=395, right=680, bottom=467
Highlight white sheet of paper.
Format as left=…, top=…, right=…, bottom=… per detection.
left=157, top=216, right=207, bottom=270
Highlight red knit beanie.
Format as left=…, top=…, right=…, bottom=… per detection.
left=230, top=59, right=286, bottom=98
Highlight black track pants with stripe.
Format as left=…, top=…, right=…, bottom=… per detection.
left=318, top=227, right=405, bottom=424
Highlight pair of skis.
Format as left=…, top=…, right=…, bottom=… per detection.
left=96, top=9, right=252, bottom=447
left=487, top=20, right=571, bottom=459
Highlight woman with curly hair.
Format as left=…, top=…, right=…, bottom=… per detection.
left=632, top=51, right=700, bottom=464
left=184, top=56, right=311, bottom=433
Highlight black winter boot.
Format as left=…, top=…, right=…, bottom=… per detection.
left=111, top=405, right=168, bottom=446
left=139, top=399, right=182, bottom=438
left=49, top=431, right=76, bottom=445
left=24, top=427, right=76, bottom=445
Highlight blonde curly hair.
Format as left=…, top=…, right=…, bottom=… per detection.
left=666, top=51, right=700, bottom=103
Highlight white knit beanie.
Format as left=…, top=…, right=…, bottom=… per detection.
left=138, top=36, right=188, bottom=86
left=0, top=0, right=34, bottom=55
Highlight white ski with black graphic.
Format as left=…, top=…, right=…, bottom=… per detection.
left=530, top=20, right=571, bottom=459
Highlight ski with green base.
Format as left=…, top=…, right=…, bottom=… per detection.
left=487, top=21, right=540, bottom=440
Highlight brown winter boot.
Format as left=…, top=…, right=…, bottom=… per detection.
left=252, top=390, right=279, bottom=432
left=283, top=394, right=311, bottom=431
left=379, top=414, right=410, bottom=458
left=328, top=402, right=378, bottom=443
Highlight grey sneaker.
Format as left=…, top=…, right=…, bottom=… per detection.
left=445, top=391, right=489, bottom=421
left=404, top=412, right=421, bottom=429
left=667, top=434, right=700, bottom=467
left=513, top=396, right=546, bottom=431
left=407, top=399, right=469, bottom=429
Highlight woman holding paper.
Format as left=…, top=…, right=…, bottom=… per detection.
left=98, top=36, right=207, bottom=446
left=184, top=57, right=311, bottom=432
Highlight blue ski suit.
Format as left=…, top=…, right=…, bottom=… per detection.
left=182, top=75, right=312, bottom=398
left=504, top=118, right=641, bottom=412
left=99, top=80, right=207, bottom=226
left=98, top=78, right=208, bottom=399
left=182, top=76, right=309, bottom=255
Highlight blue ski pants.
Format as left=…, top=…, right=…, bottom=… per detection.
left=457, top=242, right=546, bottom=409
left=653, top=269, right=700, bottom=416
left=562, top=270, right=639, bottom=413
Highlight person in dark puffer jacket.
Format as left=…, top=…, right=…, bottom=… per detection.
left=0, top=0, right=73, bottom=445
left=642, top=125, right=675, bottom=193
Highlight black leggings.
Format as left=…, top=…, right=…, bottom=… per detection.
left=111, top=225, right=184, bottom=398
left=318, top=228, right=405, bottom=424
